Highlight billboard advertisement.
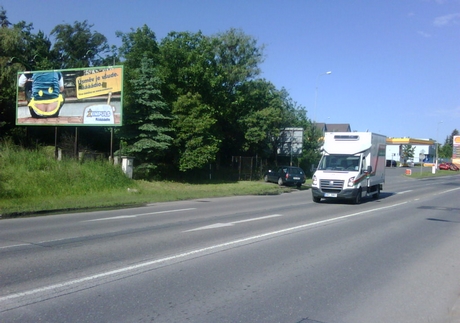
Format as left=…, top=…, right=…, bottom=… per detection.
left=277, top=127, right=304, bottom=156
left=16, top=65, right=123, bottom=126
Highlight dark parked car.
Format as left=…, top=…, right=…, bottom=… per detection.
left=264, top=166, right=306, bottom=188
left=439, top=162, right=459, bottom=171
left=386, top=160, right=397, bottom=167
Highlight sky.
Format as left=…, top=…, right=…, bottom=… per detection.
left=2, top=0, right=459, bottom=143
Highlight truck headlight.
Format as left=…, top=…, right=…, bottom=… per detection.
left=347, top=177, right=355, bottom=187
left=312, top=175, right=318, bottom=186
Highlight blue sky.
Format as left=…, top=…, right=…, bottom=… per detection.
left=2, top=0, right=459, bottom=143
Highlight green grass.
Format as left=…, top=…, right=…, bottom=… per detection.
left=402, top=167, right=459, bottom=178
left=0, top=141, right=298, bottom=217
left=4, top=141, right=455, bottom=218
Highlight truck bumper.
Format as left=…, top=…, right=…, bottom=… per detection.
left=311, top=187, right=359, bottom=200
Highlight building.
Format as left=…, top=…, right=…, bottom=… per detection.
left=315, top=123, right=351, bottom=133
left=386, top=138, right=435, bottom=164
left=315, top=123, right=438, bottom=164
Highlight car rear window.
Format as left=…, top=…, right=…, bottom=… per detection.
left=288, top=167, right=303, bottom=175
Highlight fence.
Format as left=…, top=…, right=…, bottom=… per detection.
left=232, top=156, right=265, bottom=181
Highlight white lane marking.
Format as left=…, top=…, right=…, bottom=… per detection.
left=232, top=214, right=283, bottom=224
left=0, top=243, right=30, bottom=250
left=434, top=187, right=460, bottom=195
left=183, top=214, right=283, bottom=232
left=0, top=202, right=407, bottom=303
left=84, top=208, right=196, bottom=222
left=397, top=190, right=413, bottom=195
left=0, top=208, right=197, bottom=250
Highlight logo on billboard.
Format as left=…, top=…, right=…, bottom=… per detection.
left=83, top=105, right=115, bottom=124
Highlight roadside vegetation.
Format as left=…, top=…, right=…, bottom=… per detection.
left=2, top=142, right=458, bottom=218
left=402, top=167, right=459, bottom=179
left=0, top=142, right=296, bottom=217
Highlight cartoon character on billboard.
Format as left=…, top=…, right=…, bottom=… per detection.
left=18, top=71, right=65, bottom=118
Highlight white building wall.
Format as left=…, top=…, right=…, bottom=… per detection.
left=386, top=144, right=435, bottom=163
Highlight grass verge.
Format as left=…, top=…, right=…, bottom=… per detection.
left=402, top=167, right=459, bottom=178
left=0, top=142, right=302, bottom=218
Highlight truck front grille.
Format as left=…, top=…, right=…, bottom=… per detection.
left=320, top=179, right=344, bottom=192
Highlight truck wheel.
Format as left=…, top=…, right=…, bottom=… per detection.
left=372, top=185, right=380, bottom=199
left=313, top=197, right=321, bottom=203
left=353, top=188, right=362, bottom=204
left=277, top=177, right=283, bottom=186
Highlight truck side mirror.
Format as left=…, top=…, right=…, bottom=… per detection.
left=366, top=165, right=373, bottom=173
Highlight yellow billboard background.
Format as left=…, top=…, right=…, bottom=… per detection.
left=76, top=67, right=123, bottom=99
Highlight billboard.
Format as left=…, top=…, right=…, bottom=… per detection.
left=453, top=136, right=460, bottom=159
left=16, top=65, right=123, bottom=126
left=277, top=127, right=304, bottom=156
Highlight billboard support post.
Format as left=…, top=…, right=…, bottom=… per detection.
left=74, top=127, right=78, bottom=159
left=110, top=127, right=114, bottom=163
left=54, top=127, right=58, bottom=159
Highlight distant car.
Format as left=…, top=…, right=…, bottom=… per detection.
left=438, top=162, right=459, bottom=171
left=386, top=160, right=397, bottom=167
left=264, top=166, right=306, bottom=188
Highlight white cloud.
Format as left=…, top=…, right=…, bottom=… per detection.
left=433, top=13, right=460, bottom=26
left=417, top=30, right=432, bottom=37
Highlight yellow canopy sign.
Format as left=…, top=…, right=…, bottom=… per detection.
left=76, top=67, right=122, bottom=99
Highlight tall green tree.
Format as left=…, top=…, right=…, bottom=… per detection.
left=401, top=144, right=416, bottom=162
left=159, top=31, right=220, bottom=171
left=235, top=79, right=284, bottom=157
left=210, top=29, right=265, bottom=162
left=0, top=9, right=54, bottom=137
left=116, top=25, right=173, bottom=175
left=123, top=57, right=173, bottom=175
left=172, top=92, right=220, bottom=171
left=0, top=6, right=11, bottom=28
left=158, top=28, right=266, bottom=171
left=439, top=129, right=459, bottom=159
left=51, top=20, right=109, bottom=68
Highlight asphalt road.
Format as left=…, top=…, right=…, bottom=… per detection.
left=1, top=168, right=460, bottom=323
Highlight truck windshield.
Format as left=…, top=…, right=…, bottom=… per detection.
left=318, top=155, right=361, bottom=171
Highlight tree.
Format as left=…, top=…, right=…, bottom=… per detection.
left=116, top=26, right=173, bottom=176
left=121, top=57, right=173, bottom=176
left=401, top=144, right=416, bottom=162
left=439, top=129, right=459, bottom=159
left=0, top=6, right=11, bottom=28
left=172, top=92, right=220, bottom=171
left=158, top=29, right=266, bottom=171
left=117, top=25, right=160, bottom=106
left=235, top=79, right=285, bottom=158
left=51, top=20, right=109, bottom=68
left=0, top=10, right=54, bottom=137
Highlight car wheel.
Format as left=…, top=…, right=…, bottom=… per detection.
left=277, top=177, right=283, bottom=186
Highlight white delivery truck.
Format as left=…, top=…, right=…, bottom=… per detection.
left=311, top=132, right=386, bottom=204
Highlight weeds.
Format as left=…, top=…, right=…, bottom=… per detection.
left=0, top=141, right=292, bottom=217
